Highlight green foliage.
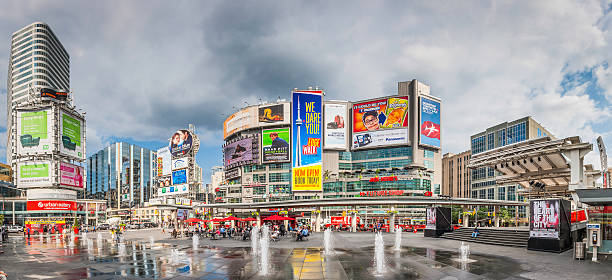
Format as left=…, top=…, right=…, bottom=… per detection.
left=450, top=205, right=463, bottom=223
left=499, top=207, right=512, bottom=223
left=0, top=214, right=4, bottom=225
left=73, top=218, right=80, bottom=228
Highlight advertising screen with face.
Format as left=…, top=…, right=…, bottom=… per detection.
left=223, top=138, right=254, bottom=168
left=262, top=128, right=290, bottom=162
left=352, top=97, right=409, bottom=133
left=169, top=129, right=193, bottom=157
left=60, top=162, right=84, bottom=188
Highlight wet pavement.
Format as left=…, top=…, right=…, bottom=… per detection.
left=0, top=231, right=610, bottom=279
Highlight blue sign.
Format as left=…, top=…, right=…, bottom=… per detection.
left=172, top=169, right=187, bottom=185
left=292, top=90, right=323, bottom=191
left=420, top=97, right=441, bottom=148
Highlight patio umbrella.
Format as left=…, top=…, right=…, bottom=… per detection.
left=185, top=218, right=204, bottom=223
left=282, top=216, right=296, bottom=221
left=211, top=218, right=224, bottom=222
left=263, top=214, right=286, bottom=221
left=242, top=217, right=257, bottom=221
left=222, top=216, right=242, bottom=221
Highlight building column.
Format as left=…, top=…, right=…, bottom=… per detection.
left=256, top=209, right=261, bottom=227
left=514, top=206, right=519, bottom=227
left=389, top=206, right=396, bottom=233
left=230, top=208, right=235, bottom=228
left=351, top=207, right=358, bottom=233
left=283, top=208, right=289, bottom=231
left=462, top=206, right=469, bottom=228
left=494, top=206, right=500, bottom=227
left=315, top=207, right=322, bottom=232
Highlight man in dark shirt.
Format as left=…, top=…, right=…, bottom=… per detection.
left=270, top=132, right=289, bottom=148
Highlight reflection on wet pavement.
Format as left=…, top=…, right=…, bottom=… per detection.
left=0, top=235, right=525, bottom=279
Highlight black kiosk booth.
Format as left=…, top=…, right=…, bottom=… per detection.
left=527, top=199, right=572, bottom=253
left=424, top=207, right=452, bottom=237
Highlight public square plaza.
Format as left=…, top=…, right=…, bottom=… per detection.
left=0, top=228, right=610, bottom=280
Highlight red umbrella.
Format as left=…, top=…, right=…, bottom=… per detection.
left=263, top=214, right=286, bottom=221
left=185, top=218, right=204, bottom=223
left=242, top=217, right=257, bottom=221
left=222, top=216, right=241, bottom=221
left=211, top=218, right=224, bottom=222
left=283, top=216, right=296, bottom=221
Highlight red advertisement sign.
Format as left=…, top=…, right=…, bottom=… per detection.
left=60, top=162, right=84, bottom=188
left=330, top=216, right=360, bottom=225
left=27, top=200, right=77, bottom=211
left=359, top=190, right=404, bottom=197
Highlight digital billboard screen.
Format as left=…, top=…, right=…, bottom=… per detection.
left=172, top=169, right=188, bottom=185
left=258, top=104, right=284, bottom=124
left=420, top=97, right=441, bottom=148
left=18, top=161, right=53, bottom=187
left=530, top=199, right=560, bottom=239
left=292, top=90, right=323, bottom=192
left=59, top=162, right=84, bottom=188
left=262, top=128, right=290, bottom=162
left=157, top=147, right=171, bottom=176
left=169, top=129, right=193, bottom=157
left=60, top=110, right=85, bottom=159
left=352, top=129, right=408, bottom=149
left=352, top=97, right=409, bottom=133
left=324, top=103, right=347, bottom=149
left=223, top=138, right=254, bottom=168
left=17, top=109, right=54, bottom=156
left=224, top=106, right=257, bottom=138
left=426, top=208, right=437, bottom=230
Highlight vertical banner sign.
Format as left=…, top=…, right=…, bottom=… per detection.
left=323, top=103, right=347, bottom=149
left=292, top=90, right=323, bottom=191
left=426, top=208, right=437, bottom=230
left=530, top=199, right=560, bottom=239
left=262, top=128, right=290, bottom=162
left=420, top=97, right=441, bottom=148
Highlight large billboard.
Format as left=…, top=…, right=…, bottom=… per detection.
left=16, top=109, right=54, bottom=155
left=27, top=200, right=77, bottom=211
left=156, top=147, right=171, bottom=176
left=59, top=162, right=84, bottom=188
left=426, top=207, right=437, bottom=230
left=223, top=137, right=257, bottom=168
left=420, top=97, right=441, bottom=148
left=172, top=157, right=188, bottom=170
left=172, top=169, right=188, bottom=185
left=169, top=129, right=193, bottom=157
left=352, top=97, right=409, bottom=133
left=262, top=128, right=290, bottom=163
left=18, top=161, right=53, bottom=187
left=258, top=103, right=289, bottom=126
left=324, top=103, right=348, bottom=149
left=59, top=110, right=85, bottom=159
left=352, top=129, right=408, bottom=149
left=292, top=90, right=323, bottom=192
left=530, top=199, right=560, bottom=239
left=224, top=106, right=258, bottom=139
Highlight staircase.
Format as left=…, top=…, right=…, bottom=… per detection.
left=441, top=227, right=529, bottom=248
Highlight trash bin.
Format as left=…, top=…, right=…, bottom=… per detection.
left=574, top=242, right=585, bottom=260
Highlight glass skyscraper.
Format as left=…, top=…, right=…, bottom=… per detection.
left=87, top=142, right=156, bottom=209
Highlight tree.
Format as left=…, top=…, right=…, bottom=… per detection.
left=0, top=214, right=4, bottom=226
left=450, top=205, right=463, bottom=224
left=499, top=207, right=512, bottom=225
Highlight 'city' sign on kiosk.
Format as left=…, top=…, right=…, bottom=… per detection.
left=527, top=199, right=572, bottom=253
left=424, top=207, right=452, bottom=237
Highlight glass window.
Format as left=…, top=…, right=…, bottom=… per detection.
left=497, top=186, right=506, bottom=200
left=487, top=188, right=494, bottom=200
left=472, top=190, right=478, bottom=198
left=479, top=189, right=486, bottom=199
left=424, top=160, right=434, bottom=170
left=424, top=150, right=434, bottom=159
left=487, top=133, right=494, bottom=150
left=507, top=186, right=516, bottom=201
left=471, top=135, right=486, bottom=154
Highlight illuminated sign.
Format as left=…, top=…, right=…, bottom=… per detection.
left=359, top=190, right=404, bottom=196
left=368, top=176, right=398, bottom=182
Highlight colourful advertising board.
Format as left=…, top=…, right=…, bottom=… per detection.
left=530, top=199, right=560, bottom=239
left=420, top=97, right=441, bottom=148
left=262, top=128, right=290, bottom=162
left=27, top=200, right=77, bottom=211
left=426, top=208, right=437, bottom=230
left=258, top=104, right=285, bottom=125
left=223, top=106, right=258, bottom=139
left=156, top=147, right=171, bottom=176
left=158, top=184, right=189, bottom=196
left=324, top=103, right=347, bottom=149
left=59, top=162, right=84, bottom=188
left=292, top=90, right=323, bottom=191
left=172, top=169, right=188, bottom=185
left=169, top=129, right=193, bottom=157
left=223, top=138, right=255, bottom=168
left=18, top=161, right=52, bottom=187
left=60, top=110, right=85, bottom=159
left=16, top=109, right=54, bottom=155
left=352, top=129, right=408, bottom=149
left=352, top=97, right=409, bottom=133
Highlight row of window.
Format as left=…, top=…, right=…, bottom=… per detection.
left=339, top=147, right=412, bottom=161
left=471, top=185, right=517, bottom=201
left=472, top=122, right=528, bottom=154
left=338, top=159, right=412, bottom=170
left=321, top=179, right=432, bottom=193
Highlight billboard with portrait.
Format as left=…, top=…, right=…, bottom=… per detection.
left=420, top=97, right=441, bottom=148
left=292, top=90, right=323, bottom=192
left=262, top=128, right=290, bottom=163
left=223, top=138, right=255, bottom=168
left=530, top=199, right=560, bottom=239
left=16, top=109, right=54, bottom=156
left=324, top=103, right=348, bottom=149
left=223, top=106, right=258, bottom=139
left=59, top=162, right=84, bottom=188
left=352, top=129, right=408, bottom=149
left=172, top=169, right=188, bottom=185
left=59, top=110, right=85, bottom=160
left=169, top=129, right=193, bottom=157
left=17, top=161, right=53, bottom=187
left=258, top=103, right=288, bottom=125
left=352, top=97, right=409, bottom=133
left=426, top=207, right=437, bottom=230
left=157, top=147, right=171, bottom=176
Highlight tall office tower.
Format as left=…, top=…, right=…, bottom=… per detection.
left=6, top=22, right=70, bottom=165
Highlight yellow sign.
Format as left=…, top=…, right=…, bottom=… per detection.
left=292, top=165, right=322, bottom=191
left=25, top=220, right=65, bottom=225
left=342, top=211, right=346, bottom=217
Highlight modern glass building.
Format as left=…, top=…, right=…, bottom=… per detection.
left=7, top=22, right=70, bottom=165
left=87, top=142, right=156, bottom=209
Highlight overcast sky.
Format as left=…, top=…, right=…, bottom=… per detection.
left=1, top=1, right=612, bottom=183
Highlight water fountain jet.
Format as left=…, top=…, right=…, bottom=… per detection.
left=374, top=232, right=386, bottom=275
left=394, top=227, right=402, bottom=251
left=324, top=228, right=333, bottom=255
left=259, top=225, right=270, bottom=275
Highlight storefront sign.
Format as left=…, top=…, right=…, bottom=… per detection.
left=27, top=200, right=77, bottom=211
left=330, top=216, right=360, bottom=225
left=368, top=176, right=398, bottom=182
left=359, top=190, right=404, bottom=197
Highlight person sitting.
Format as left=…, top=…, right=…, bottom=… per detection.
left=296, top=227, right=309, bottom=241
left=270, top=230, right=280, bottom=242
left=243, top=228, right=250, bottom=241
left=471, top=226, right=480, bottom=238
left=220, top=227, right=226, bottom=238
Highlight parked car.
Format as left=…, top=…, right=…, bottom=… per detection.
left=7, top=225, right=23, bottom=233
left=128, top=223, right=140, bottom=229
left=98, top=223, right=110, bottom=230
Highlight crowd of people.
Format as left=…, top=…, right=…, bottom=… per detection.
left=163, top=222, right=313, bottom=242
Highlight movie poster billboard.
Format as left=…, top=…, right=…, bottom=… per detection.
left=18, top=161, right=53, bottom=187
left=59, top=110, right=85, bottom=160
left=169, top=129, right=193, bottom=157
left=292, top=90, right=323, bottom=192
left=262, top=128, right=290, bottom=162
left=172, top=169, right=188, bottom=185
left=223, top=138, right=254, bottom=168
left=16, top=109, right=54, bottom=156
left=224, top=106, right=258, bottom=138
left=59, top=162, right=84, bottom=188
left=352, top=97, right=409, bottom=133
left=258, top=103, right=289, bottom=126
left=530, top=199, right=560, bottom=239
left=157, top=147, right=171, bottom=176
left=426, top=208, right=437, bottom=230
left=420, top=97, right=441, bottom=148
left=324, top=103, right=347, bottom=149
left=352, top=129, right=408, bottom=149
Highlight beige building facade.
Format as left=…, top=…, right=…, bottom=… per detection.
left=442, top=150, right=471, bottom=198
